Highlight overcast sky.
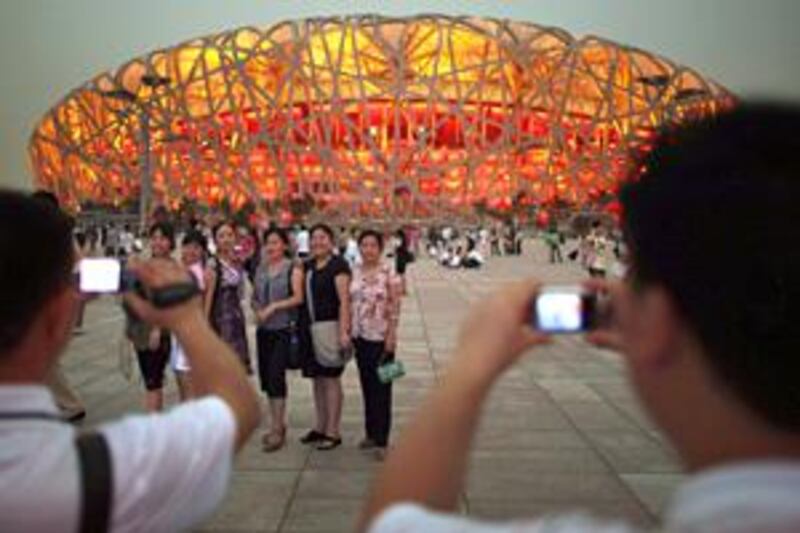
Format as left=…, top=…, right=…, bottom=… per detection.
left=2, top=0, right=798, bottom=190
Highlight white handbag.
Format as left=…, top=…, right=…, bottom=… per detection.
left=306, top=268, right=352, bottom=368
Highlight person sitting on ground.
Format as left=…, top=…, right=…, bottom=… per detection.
left=359, top=104, right=800, bottom=532
left=461, top=237, right=485, bottom=269
left=447, top=246, right=463, bottom=269
left=0, top=190, right=260, bottom=532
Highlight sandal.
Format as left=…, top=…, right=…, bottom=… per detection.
left=300, top=429, right=326, bottom=444
left=261, top=428, right=286, bottom=453
left=315, top=435, right=342, bottom=451
left=358, top=437, right=378, bottom=450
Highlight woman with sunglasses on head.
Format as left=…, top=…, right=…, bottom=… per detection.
left=299, top=223, right=352, bottom=451
left=206, top=221, right=252, bottom=373
left=252, top=227, right=304, bottom=452
left=350, top=229, right=402, bottom=460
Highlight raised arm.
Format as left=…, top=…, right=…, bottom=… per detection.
left=358, top=280, right=547, bottom=531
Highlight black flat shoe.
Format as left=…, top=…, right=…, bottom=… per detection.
left=315, top=435, right=342, bottom=451
left=300, top=429, right=325, bottom=444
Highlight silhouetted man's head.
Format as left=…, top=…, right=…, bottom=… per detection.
left=0, top=190, right=76, bottom=371
left=621, top=103, right=800, bottom=432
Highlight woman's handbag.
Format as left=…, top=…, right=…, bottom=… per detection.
left=305, top=269, right=352, bottom=368
left=286, top=321, right=303, bottom=370
left=376, top=352, right=405, bottom=384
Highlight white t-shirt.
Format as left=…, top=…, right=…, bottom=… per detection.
left=170, top=262, right=206, bottom=372
left=370, top=461, right=800, bottom=532
left=120, top=232, right=135, bottom=254
left=344, top=238, right=361, bottom=266
left=295, top=230, right=310, bottom=254
left=0, top=385, right=236, bottom=533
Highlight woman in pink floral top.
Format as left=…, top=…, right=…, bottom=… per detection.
left=350, top=229, right=402, bottom=459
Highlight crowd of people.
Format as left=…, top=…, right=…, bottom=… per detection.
left=426, top=223, right=526, bottom=269
left=112, top=219, right=407, bottom=458
left=541, top=220, right=628, bottom=279
left=1, top=104, right=799, bottom=532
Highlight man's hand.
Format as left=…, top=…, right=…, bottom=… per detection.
left=123, top=258, right=204, bottom=333
left=456, top=280, right=550, bottom=381
left=583, top=278, right=633, bottom=353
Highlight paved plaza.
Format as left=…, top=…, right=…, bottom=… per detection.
left=64, top=241, right=683, bottom=532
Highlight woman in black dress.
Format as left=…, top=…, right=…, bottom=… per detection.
left=299, top=224, right=352, bottom=450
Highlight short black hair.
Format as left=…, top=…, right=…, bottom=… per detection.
left=621, top=103, right=800, bottom=431
left=182, top=228, right=207, bottom=250
left=1, top=190, right=75, bottom=354
left=358, top=229, right=384, bottom=249
left=212, top=220, right=234, bottom=240
left=309, top=223, right=335, bottom=242
left=263, top=227, right=290, bottom=247
left=31, top=190, right=60, bottom=208
left=148, top=221, right=175, bottom=250
left=32, top=190, right=75, bottom=230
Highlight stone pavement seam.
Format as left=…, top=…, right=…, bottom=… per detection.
left=526, top=368, right=659, bottom=524
left=276, top=447, right=313, bottom=533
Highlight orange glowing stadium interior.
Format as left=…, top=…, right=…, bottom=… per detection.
left=29, top=15, right=733, bottom=220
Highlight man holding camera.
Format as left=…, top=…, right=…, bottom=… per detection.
left=360, top=105, right=800, bottom=532
left=0, top=190, right=260, bottom=532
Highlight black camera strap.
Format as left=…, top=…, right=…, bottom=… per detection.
left=0, top=412, right=113, bottom=533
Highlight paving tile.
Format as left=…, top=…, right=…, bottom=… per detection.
left=281, top=498, right=364, bottom=532
left=620, top=473, right=685, bottom=516
left=466, top=469, right=632, bottom=502
left=585, top=430, right=682, bottom=475
left=199, top=471, right=298, bottom=531
left=559, top=402, right=640, bottom=432
left=467, top=498, right=655, bottom=527
left=295, top=470, right=376, bottom=500
left=536, top=378, right=604, bottom=402
left=469, top=448, right=610, bottom=475
left=473, top=428, right=589, bottom=451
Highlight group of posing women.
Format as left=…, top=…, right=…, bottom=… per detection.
left=129, top=221, right=402, bottom=459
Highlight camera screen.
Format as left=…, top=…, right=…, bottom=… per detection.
left=535, top=292, right=585, bottom=333
left=79, top=258, right=121, bottom=293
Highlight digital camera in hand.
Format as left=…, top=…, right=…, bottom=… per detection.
left=532, top=285, right=599, bottom=334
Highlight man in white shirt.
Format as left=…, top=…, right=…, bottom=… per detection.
left=0, top=190, right=260, bottom=532
left=360, top=105, right=800, bottom=532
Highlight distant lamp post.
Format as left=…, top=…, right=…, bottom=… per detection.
left=100, top=75, right=171, bottom=232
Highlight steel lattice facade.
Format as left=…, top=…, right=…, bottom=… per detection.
left=29, top=15, right=733, bottom=220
